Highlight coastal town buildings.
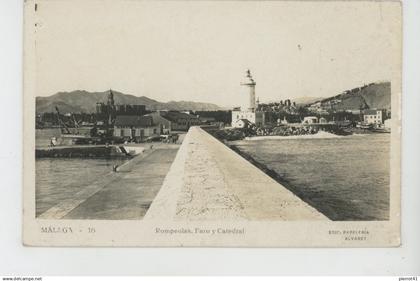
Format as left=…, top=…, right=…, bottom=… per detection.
left=307, top=101, right=330, bottom=115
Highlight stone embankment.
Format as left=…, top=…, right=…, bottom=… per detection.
left=145, top=127, right=328, bottom=221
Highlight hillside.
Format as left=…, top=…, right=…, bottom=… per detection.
left=36, top=90, right=222, bottom=113
left=293, top=96, right=324, bottom=106
left=310, top=82, right=391, bottom=111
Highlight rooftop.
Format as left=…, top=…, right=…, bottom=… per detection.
left=114, top=115, right=153, bottom=127
left=160, top=111, right=199, bottom=122
left=363, top=109, right=381, bottom=115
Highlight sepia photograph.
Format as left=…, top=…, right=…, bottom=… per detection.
left=23, top=0, right=402, bottom=246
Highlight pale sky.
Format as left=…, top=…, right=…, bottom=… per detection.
left=34, top=0, right=401, bottom=107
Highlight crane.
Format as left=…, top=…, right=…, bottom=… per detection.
left=55, top=106, right=71, bottom=134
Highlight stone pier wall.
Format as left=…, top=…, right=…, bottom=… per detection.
left=145, top=126, right=328, bottom=221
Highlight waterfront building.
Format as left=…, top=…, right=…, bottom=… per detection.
left=233, top=119, right=252, bottom=129
left=363, top=109, right=384, bottom=125
left=160, top=111, right=202, bottom=131
left=302, top=116, right=318, bottom=124
left=144, top=111, right=173, bottom=134
left=113, top=115, right=160, bottom=141
left=145, top=111, right=202, bottom=132
left=231, top=70, right=265, bottom=128
left=232, top=110, right=265, bottom=127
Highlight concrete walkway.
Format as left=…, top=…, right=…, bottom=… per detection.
left=39, top=147, right=179, bottom=220
left=145, top=127, right=328, bottom=221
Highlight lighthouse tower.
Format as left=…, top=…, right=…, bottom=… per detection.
left=240, top=69, right=256, bottom=112
left=231, top=69, right=265, bottom=128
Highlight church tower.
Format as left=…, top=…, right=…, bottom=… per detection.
left=107, top=89, right=116, bottom=127
left=107, top=89, right=115, bottom=107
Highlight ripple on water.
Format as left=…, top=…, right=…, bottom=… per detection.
left=233, top=134, right=390, bottom=221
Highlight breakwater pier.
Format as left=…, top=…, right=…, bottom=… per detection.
left=145, top=127, right=327, bottom=220
left=37, top=128, right=328, bottom=220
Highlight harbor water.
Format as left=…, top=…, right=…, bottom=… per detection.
left=35, top=129, right=127, bottom=216
left=36, top=158, right=128, bottom=217
left=231, top=133, right=390, bottom=221
left=36, top=128, right=62, bottom=147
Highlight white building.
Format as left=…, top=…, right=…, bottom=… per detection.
left=113, top=115, right=160, bottom=141
left=231, top=70, right=265, bottom=128
left=232, top=110, right=265, bottom=127
left=302, top=116, right=318, bottom=124
left=363, top=110, right=384, bottom=125
left=232, top=119, right=252, bottom=128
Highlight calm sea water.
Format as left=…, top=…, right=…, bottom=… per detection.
left=36, top=158, right=128, bottom=217
left=35, top=129, right=127, bottom=216
left=36, top=128, right=61, bottom=147
left=232, top=134, right=390, bottom=221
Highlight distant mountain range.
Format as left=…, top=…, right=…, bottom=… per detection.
left=36, top=90, right=223, bottom=114
left=308, top=82, right=391, bottom=110
left=36, top=82, right=391, bottom=114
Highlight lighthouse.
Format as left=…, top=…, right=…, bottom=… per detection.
left=231, top=69, right=265, bottom=128
left=240, top=69, right=256, bottom=112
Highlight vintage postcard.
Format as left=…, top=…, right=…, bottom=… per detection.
left=23, top=0, right=402, bottom=247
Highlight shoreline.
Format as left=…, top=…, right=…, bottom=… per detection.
left=243, top=131, right=343, bottom=140
left=206, top=125, right=389, bottom=142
